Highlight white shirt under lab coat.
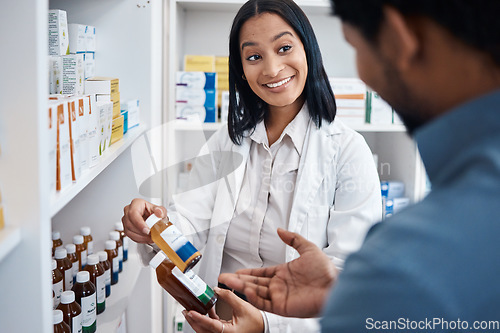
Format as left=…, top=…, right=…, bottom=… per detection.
left=164, top=105, right=382, bottom=332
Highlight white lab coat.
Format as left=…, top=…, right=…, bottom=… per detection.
left=166, top=115, right=382, bottom=332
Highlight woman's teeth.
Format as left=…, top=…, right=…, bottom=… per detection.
left=265, top=77, right=291, bottom=88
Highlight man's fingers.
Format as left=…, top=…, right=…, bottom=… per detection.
left=183, top=310, right=225, bottom=333
left=277, top=228, right=316, bottom=256
left=218, top=273, right=272, bottom=295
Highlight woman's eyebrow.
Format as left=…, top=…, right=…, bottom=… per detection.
left=240, top=31, right=294, bottom=50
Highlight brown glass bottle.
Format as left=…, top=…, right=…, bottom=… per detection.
left=149, top=251, right=217, bottom=315
left=53, top=231, right=63, bottom=256
left=57, top=290, right=82, bottom=333
left=80, top=226, right=94, bottom=255
left=84, top=254, right=106, bottom=314
left=54, top=309, right=71, bottom=333
left=53, top=259, right=64, bottom=309
left=115, top=221, right=129, bottom=262
left=55, top=248, right=74, bottom=291
left=65, top=243, right=79, bottom=285
left=73, top=235, right=87, bottom=270
left=145, top=215, right=201, bottom=272
left=105, top=240, right=119, bottom=285
left=109, top=231, right=123, bottom=273
left=97, top=251, right=111, bottom=297
left=72, top=271, right=96, bottom=333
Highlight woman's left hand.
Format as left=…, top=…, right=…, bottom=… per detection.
left=183, top=287, right=265, bottom=333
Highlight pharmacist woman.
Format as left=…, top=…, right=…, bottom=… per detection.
left=122, top=0, right=381, bottom=332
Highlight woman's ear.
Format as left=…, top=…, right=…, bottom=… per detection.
left=379, top=5, right=419, bottom=71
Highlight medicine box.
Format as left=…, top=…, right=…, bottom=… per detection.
left=77, top=96, right=90, bottom=172
left=381, top=181, right=405, bottom=200
left=83, top=52, right=95, bottom=80
left=0, top=205, right=4, bottom=231
left=176, top=104, right=216, bottom=123
left=86, top=26, right=96, bottom=52
left=121, top=99, right=140, bottom=130
left=215, top=56, right=229, bottom=73
left=67, top=99, right=82, bottom=182
left=49, top=56, right=63, bottom=94
left=330, top=77, right=367, bottom=126
left=85, top=76, right=119, bottom=95
left=87, top=94, right=100, bottom=168
left=68, top=23, right=86, bottom=54
left=184, top=55, right=215, bottom=72
left=62, top=54, right=85, bottom=95
left=48, top=101, right=59, bottom=195
left=366, top=91, right=393, bottom=124
left=48, top=9, right=69, bottom=56
left=56, top=102, right=72, bottom=191
left=110, top=115, right=124, bottom=145
left=97, top=92, right=121, bottom=119
left=220, top=91, right=230, bottom=123
left=176, top=87, right=217, bottom=109
left=176, top=72, right=217, bottom=90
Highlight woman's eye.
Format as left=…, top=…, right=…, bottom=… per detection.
left=279, top=45, right=292, bottom=53
left=247, top=54, right=261, bottom=61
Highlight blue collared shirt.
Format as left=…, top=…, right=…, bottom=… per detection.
left=321, top=89, right=500, bottom=332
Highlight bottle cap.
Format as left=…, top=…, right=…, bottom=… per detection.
left=105, top=240, right=116, bottom=250
left=76, top=271, right=90, bottom=283
left=61, top=290, right=75, bottom=304
left=87, top=254, right=99, bottom=265
left=52, top=259, right=57, bottom=270
left=65, top=243, right=76, bottom=254
left=53, top=309, right=63, bottom=324
left=145, top=214, right=160, bottom=228
left=149, top=251, right=166, bottom=270
left=54, top=248, right=68, bottom=260
left=73, top=235, right=84, bottom=245
left=109, top=231, right=120, bottom=241
left=80, top=226, right=91, bottom=236
left=115, top=221, right=124, bottom=231
left=52, top=231, right=61, bottom=240
left=98, top=251, right=108, bottom=261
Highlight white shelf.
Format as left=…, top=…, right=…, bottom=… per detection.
left=97, top=251, right=144, bottom=333
left=174, top=120, right=224, bottom=132
left=0, top=226, right=22, bottom=263
left=50, top=126, right=146, bottom=217
left=176, top=0, right=331, bottom=14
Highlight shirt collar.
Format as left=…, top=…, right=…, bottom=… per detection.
left=414, top=89, right=500, bottom=184
left=250, top=104, right=310, bottom=156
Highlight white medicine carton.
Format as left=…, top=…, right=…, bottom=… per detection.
left=48, top=9, right=69, bottom=56
left=62, top=54, right=85, bottom=95
left=68, top=23, right=87, bottom=54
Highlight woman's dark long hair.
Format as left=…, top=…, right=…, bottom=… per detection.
left=228, top=0, right=336, bottom=145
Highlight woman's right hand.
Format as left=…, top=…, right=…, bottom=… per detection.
left=122, top=198, right=167, bottom=243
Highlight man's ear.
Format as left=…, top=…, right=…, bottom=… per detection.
left=379, top=5, right=419, bottom=71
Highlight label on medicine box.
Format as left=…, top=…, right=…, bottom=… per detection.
left=366, top=91, right=393, bottom=125
left=48, top=9, right=69, bottom=56
left=176, top=104, right=216, bottom=123
left=176, top=72, right=217, bottom=90
left=67, top=99, right=82, bottom=182
left=121, top=99, right=140, bottom=130
left=87, top=94, right=100, bottom=168
left=176, top=87, right=217, bottom=109
left=220, top=91, right=230, bottom=123
left=62, top=54, right=85, bottom=95
left=85, top=77, right=119, bottom=95
left=56, top=102, right=73, bottom=191
left=83, top=52, right=95, bottom=80
left=110, top=115, right=124, bottom=145
left=48, top=101, right=59, bottom=195
left=184, top=55, right=215, bottom=72
left=85, top=26, right=96, bottom=52
left=68, top=23, right=86, bottom=54
left=49, top=56, right=63, bottom=94
left=97, top=93, right=121, bottom=119
left=381, top=181, right=405, bottom=200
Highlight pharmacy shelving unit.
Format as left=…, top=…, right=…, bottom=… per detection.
left=0, top=0, right=165, bottom=332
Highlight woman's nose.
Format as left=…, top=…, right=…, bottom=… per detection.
left=262, top=56, right=284, bottom=78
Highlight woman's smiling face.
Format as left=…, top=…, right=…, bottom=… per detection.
left=239, top=13, right=308, bottom=112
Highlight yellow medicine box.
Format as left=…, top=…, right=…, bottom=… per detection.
left=184, top=55, right=215, bottom=72
left=110, top=115, right=124, bottom=145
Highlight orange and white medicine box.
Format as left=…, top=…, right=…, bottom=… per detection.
left=330, top=77, right=367, bottom=127
left=85, top=77, right=119, bottom=95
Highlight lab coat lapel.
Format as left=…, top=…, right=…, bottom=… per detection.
left=287, top=123, right=338, bottom=258
left=210, top=137, right=251, bottom=228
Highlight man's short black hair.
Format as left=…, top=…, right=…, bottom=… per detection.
left=330, top=0, right=500, bottom=66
